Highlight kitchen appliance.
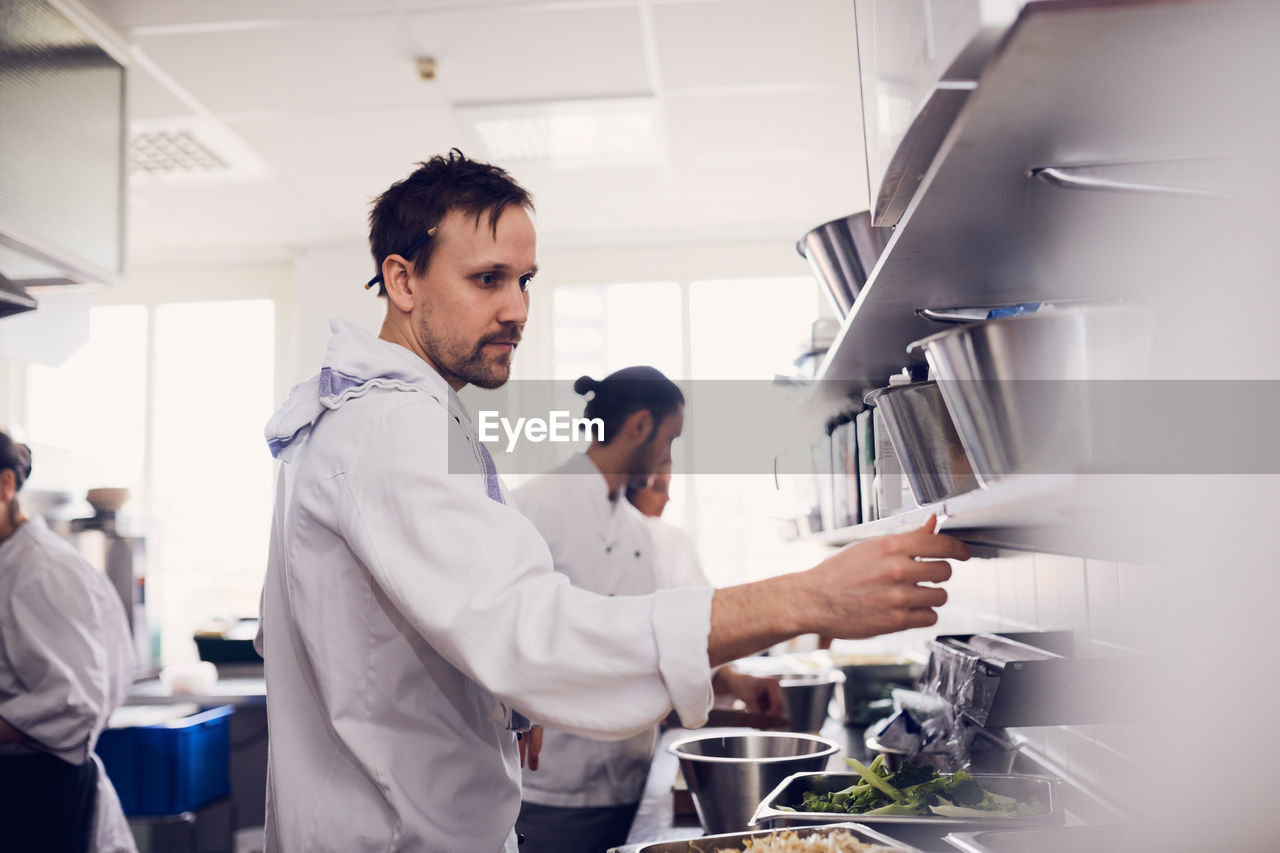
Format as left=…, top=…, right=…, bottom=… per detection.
left=863, top=381, right=978, bottom=505
left=53, top=491, right=155, bottom=673
left=668, top=732, right=839, bottom=835
left=906, top=307, right=1154, bottom=484
left=749, top=771, right=1060, bottom=830
left=796, top=212, right=892, bottom=320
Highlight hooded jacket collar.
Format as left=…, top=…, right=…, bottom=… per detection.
left=265, top=317, right=466, bottom=460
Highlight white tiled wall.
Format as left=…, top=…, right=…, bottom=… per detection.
left=854, top=548, right=1158, bottom=803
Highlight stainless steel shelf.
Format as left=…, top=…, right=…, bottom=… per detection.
left=802, top=475, right=1143, bottom=561
left=812, top=0, right=1263, bottom=409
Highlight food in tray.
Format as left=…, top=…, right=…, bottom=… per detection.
left=712, top=829, right=899, bottom=852
left=791, top=755, right=1043, bottom=819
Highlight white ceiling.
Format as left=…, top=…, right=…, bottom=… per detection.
left=86, top=0, right=869, bottom=264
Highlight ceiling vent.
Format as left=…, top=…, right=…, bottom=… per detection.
left=459, top=97, right=663, bottom=167
left=128, top=118, right=270, bottom=184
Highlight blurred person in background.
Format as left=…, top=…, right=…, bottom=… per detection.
left=513, top=368, right=784, bottom=853
left=0, top=431, right=136, bottom=853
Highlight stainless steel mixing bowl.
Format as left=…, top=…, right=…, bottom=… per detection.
left=668, top=732, right=840, bottom=835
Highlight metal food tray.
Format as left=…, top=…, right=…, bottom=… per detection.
left=943, top=823, right=1138, bottom=853
left=631, top=822, right=916, bottom=852
left=750, top=772, right=1061, bottom=830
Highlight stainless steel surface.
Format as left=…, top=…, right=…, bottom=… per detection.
left=907, top=308, right=1152, bottom=485
left=778, top=670, right=845, bottom=734
left=915, top=307, right=991, bottom=324
left=630, top=821, right=915, bottom=852
left=872, top=87, right=972, bottom=227
left=813, top=1, right=1265, bottom=406
left=943, top=824, right=1138, bottom=853
left=750, top=772, right=1060, bottom=830
left=795, top=211, right=891, bottom=320
left=1029, top=164, right=1236, bottom=198
left=863, top=382, right=978, bottom=505
left=669, top=732, right=840, bottom=836
left=837, top=661, right=922, bottom=726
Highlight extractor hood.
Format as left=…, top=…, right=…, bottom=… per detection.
left=0, top=0, right=127, bottom=291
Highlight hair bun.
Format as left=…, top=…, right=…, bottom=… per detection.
left=573, top=375, right=597, bottom=396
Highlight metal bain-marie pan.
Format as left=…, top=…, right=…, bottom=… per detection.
left=750, top=772, right=1061, bottom=830
left=631, top=821, right=916, bottom=852
left=862, top=381, right=978, bottom=505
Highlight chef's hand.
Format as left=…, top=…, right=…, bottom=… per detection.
left=714, top=669, right=784, bottom=717
left=708, top=516, right=970, bottom=667
left=518, top=726, right=542, bottom=771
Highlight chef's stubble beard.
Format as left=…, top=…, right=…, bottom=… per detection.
left=417, top=314, right=515, bottom=390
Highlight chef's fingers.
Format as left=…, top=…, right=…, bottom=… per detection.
left=899, top=584, right=948, bottom=610
left=902, top=557, right=954, bottom=585
left=900, top=608, right=942, bottom=629
left=884, top=527, right=971, bottom=562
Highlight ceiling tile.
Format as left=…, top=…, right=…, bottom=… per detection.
left=225, top=106, right=465, bottom=178
left=127, top=63, right=196, bottom=121
left=93, top=0, right=394, bottom=31
left=400, top=4, right=651, bottom=103
left=664, top=88, right=862, bottom=162
left=653, top=0, right=858, bottom=93
left=132, top=16, right=429, bottom=114
left=288, top=171, right=409, bottom=241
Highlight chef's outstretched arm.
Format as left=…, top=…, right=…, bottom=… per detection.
left=707, top=516, right=968, bottom=668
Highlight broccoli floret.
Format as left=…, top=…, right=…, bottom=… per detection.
left=941, top=770, right=985, bottom=807
left=886, top=761, right=936, bottom=790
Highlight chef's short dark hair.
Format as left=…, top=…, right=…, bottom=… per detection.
left=574, top=366, right=684, bottom=445
left=0, top=430, right=32, bottom=492
left=367, top=149, right=534, bottom=297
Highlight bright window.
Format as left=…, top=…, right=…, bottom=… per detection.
left=685, top=276, right=820, bottom=587
left=25, top=305, right=148, bottom=493
left=149, top=300, right=276, bottom=662
left=23, top=298, right=277, bottom=665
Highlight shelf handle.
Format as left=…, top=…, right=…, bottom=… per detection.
left=1029, top=165, right=1235, bottom=198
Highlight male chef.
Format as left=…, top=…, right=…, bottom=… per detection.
left=257, top=148, right=968, bottom=852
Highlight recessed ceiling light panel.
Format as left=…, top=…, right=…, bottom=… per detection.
left=459, top=97, right=664, bottom=167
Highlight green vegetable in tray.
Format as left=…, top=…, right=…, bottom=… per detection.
left=794, top=757, right=1044, bottom=819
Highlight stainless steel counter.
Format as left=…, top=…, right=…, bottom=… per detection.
left=616, top=716, right=1121, bottom=853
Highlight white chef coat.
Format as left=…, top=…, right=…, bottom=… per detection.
left=257, top=318, right=714, bottom=853
left=642, top=514, right=712, bottom=593
left=515, top=459, right=717, bottom=807
left=0, top=515, right=138, bottom=853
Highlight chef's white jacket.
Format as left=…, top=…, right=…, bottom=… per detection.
left=0, top=515, right=137, bottom=853
left=515, top=455, right=714, bottom=808
left=257, top=318, right=714, bottom=853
